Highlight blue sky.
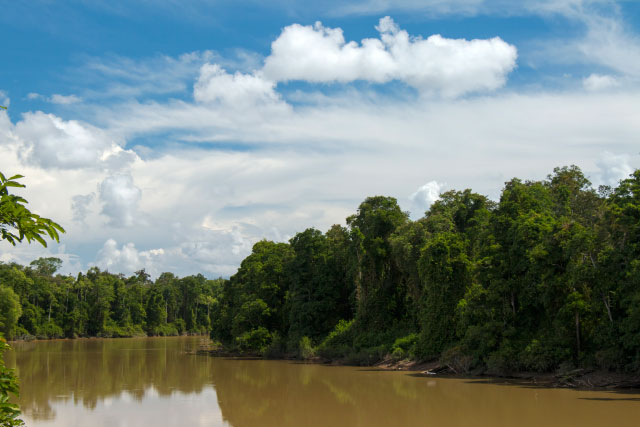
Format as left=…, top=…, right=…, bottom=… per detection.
left=1, top=0, right=640, bottom=278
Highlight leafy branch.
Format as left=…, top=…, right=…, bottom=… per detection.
left=0, top=172, right=65, bottom=247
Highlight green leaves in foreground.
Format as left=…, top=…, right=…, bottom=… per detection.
left=0, top=172, right=65, bottom=247
left=0, top=337, right=24, bottom=426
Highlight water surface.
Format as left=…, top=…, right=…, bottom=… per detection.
left=7, top=337, right=640, bottom=427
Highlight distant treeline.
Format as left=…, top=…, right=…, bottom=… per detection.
left=2, top=165, right=640, bottom=374
left=0, top=263, right=222, bottom=339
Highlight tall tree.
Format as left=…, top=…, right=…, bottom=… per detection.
left=347, top=196, right=408, bottom=329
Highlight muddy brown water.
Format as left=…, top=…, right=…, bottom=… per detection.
left=6, top=336, right=640, bottom=426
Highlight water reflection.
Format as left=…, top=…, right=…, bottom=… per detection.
left=8, top=337, right=215, bottom=423
left=8, top=337, right=640, bottom=427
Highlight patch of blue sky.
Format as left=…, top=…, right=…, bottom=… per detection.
left=129, top=134, right=260, bottom=155
left=621, top=0, right=640, bottom=22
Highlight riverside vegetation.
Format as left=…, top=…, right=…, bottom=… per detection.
left=2, top=165, right=640, bottom=378
left=208, top=165, right=640, bottom=376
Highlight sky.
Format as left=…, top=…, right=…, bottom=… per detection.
left=1, top=0, right=639, bottom=279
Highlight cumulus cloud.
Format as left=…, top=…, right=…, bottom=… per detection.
left=263, top=17, right=517, bottom=97
left=93, top=229, right=255, bottom=278
left=596, top=151, right=633, bottom=186
left=409, top=180, right=444, bottom=217
left=94, top=239, right=164, bottom=276
left=583, top=73, right=620, bottom=91
left=194, top=64, right=281, bottom=107
left=13, top=112, right=135, bottom=170
left=98, top=174, right=142, bottom=227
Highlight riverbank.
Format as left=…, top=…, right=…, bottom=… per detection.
left=197, top=343, right=640, bottom=391
left=9, top=332, right=209, bottom=343
left=373, top=357, right=640, bottom=390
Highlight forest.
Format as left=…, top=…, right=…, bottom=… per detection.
left=2, top=165, right=640, bottom=375
left=0, top=263, right=223, bottom=339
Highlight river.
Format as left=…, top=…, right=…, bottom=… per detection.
left=6, top=336, right=640, bottom=426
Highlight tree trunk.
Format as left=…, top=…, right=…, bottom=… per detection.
left=602, top=293, right=613, bottom=324
left=510, top=292, right=516, bottom=316
left=575, top=311, right=581, bottom=355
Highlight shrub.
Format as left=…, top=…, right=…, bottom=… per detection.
left=390, top=333, right=418, bottom=360
left=519, top=339, right=569, bottom=372
left=99, top=323, right=146, bottom=338
left=317, top=319, right=355, bottom=359
left=299, top=336, right=315, bottom=360
left=38, top=322, right=64, bottom=339
left=391, top=347, right=405, bottom=360
left=236, top=327, right=271, bottom=353
left=149, top=324, right=179, bottom=337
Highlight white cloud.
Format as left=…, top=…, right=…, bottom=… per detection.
left=409, top=180, right=444, bottom=217
left=93, top=229, right=254, bottom=278
left=194, top=64, right=281, bottom=107
left=583, top=73, right=620, bottom=91
left=13, top=112, right=135, bottom=170
left=263, top=17, right=517, bottom=97
left=94, top=239, right=163, bottom=276
left=27, top=92, right=41, bottom=100
left=596, top=151, right=633, bottom=186
left=329, top=2, right=640, bottom=86
left=98, top=174, right=142, bottom=227
left=2, top=89, right=640, bottom=279
left=50, top=94, right=82, bottom=104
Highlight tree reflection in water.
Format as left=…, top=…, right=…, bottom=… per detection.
left=7, top=337, right=640, bottom=427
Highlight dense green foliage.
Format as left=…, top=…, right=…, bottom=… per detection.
left=209, top=166, right=640, bottom=373
left=0, top=262, right=224, bottom=340
left=0, top=337, right=23, bottom=426
left=1, top=171, right=64, bottom=426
